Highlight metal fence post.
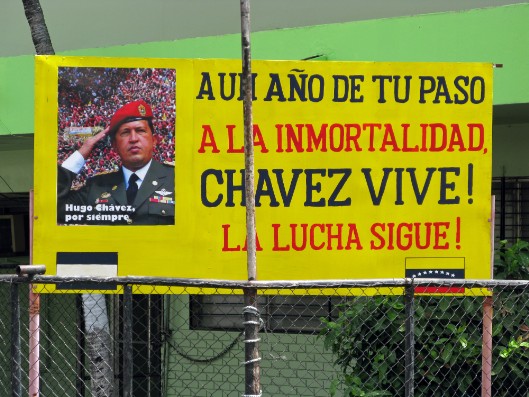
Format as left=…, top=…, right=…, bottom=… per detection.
left=11, top=282, right=22, bottom=397
left=123, top=285, right=133, bottom=397
left=482, top=295, right=493, bottom=397
left=404, top=281, right=415, bottom=397
left=29, top=190, right=40, bottom=397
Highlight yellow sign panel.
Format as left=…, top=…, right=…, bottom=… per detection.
left=34, top=56, right=493, bottom=287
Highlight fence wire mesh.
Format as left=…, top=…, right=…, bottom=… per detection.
left=0, top=274, right=528, bottom=397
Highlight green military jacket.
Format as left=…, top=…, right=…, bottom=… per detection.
left=57, top=161, right=175, bottom=225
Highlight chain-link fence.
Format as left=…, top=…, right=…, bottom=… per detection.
left=1, top=271, right=529, bottom=397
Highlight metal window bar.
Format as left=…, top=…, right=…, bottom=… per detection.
left=190, top=294, right=339, bottom=334
left=492, top=176, right=529, bottom=243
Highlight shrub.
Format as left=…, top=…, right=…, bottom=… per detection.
left=321, top=240, right=529, bottom=396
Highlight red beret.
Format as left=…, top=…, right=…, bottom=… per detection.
left=109, top=100, right=153, bottom=135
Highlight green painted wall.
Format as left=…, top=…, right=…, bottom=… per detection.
left=493, top=123, right=529, bottom=177
left=0, top=57, right=35, bottom=135
left=0, top=4, right=528, bottom=137
left=165, top=325, right=335, bottom=396
left=163, top=295, right=336, bottom=396
left=0, top=149, right=33, bottom=192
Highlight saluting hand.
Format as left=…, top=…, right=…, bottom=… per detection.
left=78, top=127, right=111, bottom=159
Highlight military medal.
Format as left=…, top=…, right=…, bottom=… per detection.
left=150, top=195, right=175, bottom=204
left=155, top=189, right=172, bottom=196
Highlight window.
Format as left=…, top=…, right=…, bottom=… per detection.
left=492, top=177, right=529, bottom=243
left=190, top=294, right=346, bottom=334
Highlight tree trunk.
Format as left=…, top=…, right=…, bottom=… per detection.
left=21, top=0, right=55, bottom=55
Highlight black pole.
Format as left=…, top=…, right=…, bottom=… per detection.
left=75, top=294, right=85, bottom=397
left=500, top=177, right=506, bottom=240
left=404, top=282, right=415, bottom=397
left=123, top=285, right=133, bottom=397
left=11, top=282, right=22, bottom=397
left=243, top=289, right=261, bottom=396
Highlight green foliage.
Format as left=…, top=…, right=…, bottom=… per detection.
left=321, top=240, right=529, bottom=396
left=499, top=337, right=529, bottom=359
left=321, top=296, right=405, bottom=396
left=494, top=239, right=529, bottom=279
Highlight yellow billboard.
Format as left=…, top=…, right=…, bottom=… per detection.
left=34, top=56, right=493, bottom=285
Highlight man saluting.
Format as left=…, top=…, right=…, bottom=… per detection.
left=58, top=100, right=175, bottom=225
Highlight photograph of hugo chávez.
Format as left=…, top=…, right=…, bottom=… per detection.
left=57, top=67, right=176, bottom=225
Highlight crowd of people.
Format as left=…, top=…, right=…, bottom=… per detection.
left=57, top=67, right=175, bottom=189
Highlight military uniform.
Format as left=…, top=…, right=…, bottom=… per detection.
left=58, top=160, right=175, bottom=225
